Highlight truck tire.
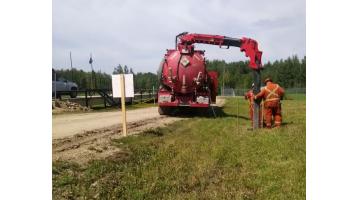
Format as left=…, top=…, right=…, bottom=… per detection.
left=70, top=87, right=77, bottom=98
left=158, top=106, right=172, bottom=115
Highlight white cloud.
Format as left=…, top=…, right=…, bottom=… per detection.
left=53, top=0, right=305, bottom=73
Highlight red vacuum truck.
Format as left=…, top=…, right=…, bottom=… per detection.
left=158, top=32, right=263, bottom=115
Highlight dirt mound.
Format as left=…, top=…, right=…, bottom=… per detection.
left=52, top=100, right=91, bottom=113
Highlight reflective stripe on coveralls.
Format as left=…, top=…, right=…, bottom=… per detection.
left=264, top=84, right=279, bottom=102
left=264, top=84, right=281, bottom=127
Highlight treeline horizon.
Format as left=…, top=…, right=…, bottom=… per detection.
left=53, top=55, right=305, bottom=91
left=207, top=55, right=306, bottom=89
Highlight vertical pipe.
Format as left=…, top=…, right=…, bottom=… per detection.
left=237, top=96, right=239, bottom=133
left=252, top=69, right=261, bottom=129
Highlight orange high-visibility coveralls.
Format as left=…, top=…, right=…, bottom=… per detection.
left=245, top=90, right=262, bottom=127
left=255, top=82, right=284, bottom=128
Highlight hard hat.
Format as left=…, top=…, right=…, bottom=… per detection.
left=264, top=78, right=272, bottom=84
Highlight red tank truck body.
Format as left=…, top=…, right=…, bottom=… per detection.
left=157, top=32, right=262, bottom=115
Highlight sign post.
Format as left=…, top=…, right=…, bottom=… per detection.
left=112, top=74, right=134, bottom=137
left=120, top=74, right=127, bottom=136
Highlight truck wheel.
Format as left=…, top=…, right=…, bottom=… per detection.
left=70, top=88, right=77, bottom=98
left=158, top=106, right=172, bottom=115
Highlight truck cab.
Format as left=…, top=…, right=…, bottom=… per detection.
left=52, top=70, right=78, bottom=98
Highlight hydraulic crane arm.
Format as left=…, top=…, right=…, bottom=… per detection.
left=176, top=32, right=263, bottom=70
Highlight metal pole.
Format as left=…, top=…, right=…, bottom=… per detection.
left=237, top=96, right=239, bottom=133
left=252, top=69, right=261, bottom=129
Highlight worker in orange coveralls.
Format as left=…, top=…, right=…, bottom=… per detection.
left=244, top=83, right=255, bottom=126
left=254, top=78, right=285, bottom=128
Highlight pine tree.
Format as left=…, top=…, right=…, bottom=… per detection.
left=113, top=64, right=124, bottom=74
left=124, top=65, right=129, bottom=74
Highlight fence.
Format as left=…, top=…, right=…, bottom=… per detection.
left=220, top=88, right=306, bottom=97
left=53, top=88, right=158, bottom=108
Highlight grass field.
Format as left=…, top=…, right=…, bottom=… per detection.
left=53, top=95, right=306, bottom=199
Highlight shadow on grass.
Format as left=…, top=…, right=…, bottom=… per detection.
left=164, top=105, right=250, bottom=120
left=167, top=106, right=296, bottom=131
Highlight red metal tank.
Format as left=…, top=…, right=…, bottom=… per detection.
left=161, top=49, right=207, bottom=94
left=158, top=32, right=262, bottom=117
left=158, top=48, right=218, bottom=114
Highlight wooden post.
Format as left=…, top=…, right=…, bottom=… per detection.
left=120, top=74, right=127, bottom=136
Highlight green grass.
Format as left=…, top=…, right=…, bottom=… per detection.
left=53, top=95, right=306, bottom=199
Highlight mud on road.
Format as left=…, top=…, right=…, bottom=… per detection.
left=52, top=116, right=182, bottom=164
left=52, top=98, right=225, bottom=164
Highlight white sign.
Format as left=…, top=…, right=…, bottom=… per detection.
left=112, top=74, right=134, bottom=97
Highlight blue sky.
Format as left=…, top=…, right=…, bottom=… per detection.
left=53, top=0, right=305, bottom=74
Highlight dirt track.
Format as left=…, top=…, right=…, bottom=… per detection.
left=53, top=107, right=162, bottom=139
left=52, top=98, right=225, bottom=164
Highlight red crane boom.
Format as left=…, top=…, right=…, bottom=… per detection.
left=176, top=32, right=263, bottom=69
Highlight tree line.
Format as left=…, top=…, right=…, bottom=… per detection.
left=53, top=64, right=158, bottom=91
left=206, top=55, right=306, bottom=89
left=53, top=55, right=305, bottom=91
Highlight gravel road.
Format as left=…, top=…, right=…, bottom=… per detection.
left=52, top=107, right=161, bottom=139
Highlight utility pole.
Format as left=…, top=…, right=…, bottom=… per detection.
left=70, top=51, right=73, bottom=81
left=89, top=53, right=93, bottom=89
left=89, top=53, right=98, bottom=89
